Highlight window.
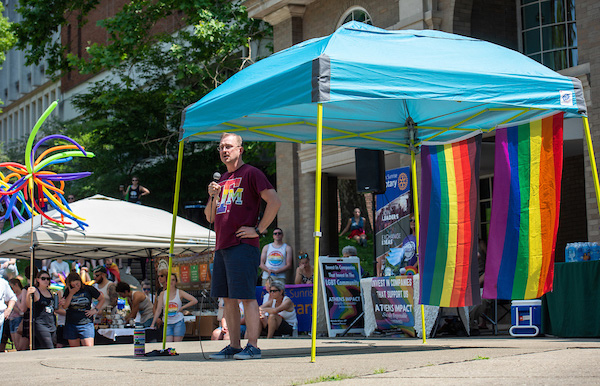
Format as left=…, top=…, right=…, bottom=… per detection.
left=338, top=7, right=372, bottom=28
left=519, top=0, right=577, bottom=71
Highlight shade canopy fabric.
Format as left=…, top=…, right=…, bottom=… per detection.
left=0, top=194, right=214, bottom=260
left=180, top=22, right=586, bottom=151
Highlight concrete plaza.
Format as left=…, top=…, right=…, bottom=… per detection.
left=2, top=335, right=599, bottom=385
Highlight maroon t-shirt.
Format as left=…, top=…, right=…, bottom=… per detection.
left=214, top=163, right=274, bottom=250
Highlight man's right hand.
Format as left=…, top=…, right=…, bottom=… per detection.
left=208, top=182, right=222, bottom=198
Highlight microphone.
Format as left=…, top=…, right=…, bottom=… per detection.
left=213, top=172, right=221, bottom=182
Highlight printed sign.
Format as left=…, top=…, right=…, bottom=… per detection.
left=375, top=167, right=417, bottom=275
left=153, top=251, right=213, bottom=291
left=370, top=275, right=415, bottom=336
left=255, top=284, right=313, bottom=332
left=319, top=256, right=364, bottom=337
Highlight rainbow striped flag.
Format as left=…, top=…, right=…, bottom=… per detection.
left=483, top=113, right=563, bottom=300
left=419, top=133, right=481, bottom=307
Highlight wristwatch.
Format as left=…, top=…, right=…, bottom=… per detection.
left=255, top=227, right=263, bottom=236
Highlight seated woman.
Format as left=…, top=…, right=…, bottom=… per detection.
left=294, top=252, right=314, bottom=285
left=212, top=298, right=246, bottom=340
left=259, top=280, right=297, bottom=338
left=339, top=207, right=367, bottom=247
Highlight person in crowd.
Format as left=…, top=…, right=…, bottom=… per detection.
left=212, top=298, right=246, bottom=341
left=49, top=258, right=70, bottom=283
left=141, top=280, right=153, bottom=303
left=342, top=245, right=366, bottom=277
left=120, top=176, right=150, bottom=205
left=150, top=273, right=197, bottom=342
left=7, top=279, right=26, bottom=350
left=67, top=194, right=76, bottom=203
left=92, top=266, right=118, bottom=310
left=259, top=227, right=293, bottom=285
left=0, top=257, right=18, bottom=280
left=103, top=258, right=120, bottom=283
left=25, top=272, right=56, bottom=349
left=259, top=280, right=297, bottom=338
left=151, top=269, right=168, bottom=329
left=54, top=289, right=68, bottom=348
left=204, top=132, right=280, bottom=360
left=115, top=282, right=154, bottom=327
left=0, top=277, right=17, bottom=352
left=73, top=259, right=92, bottom=283
left=61, top=272, right=105, bottom=347
left=18, top=265, right=37, bottom=349
left=294, top=252, right=314, bottom=285
left=339, top=207, right=368, bottom=247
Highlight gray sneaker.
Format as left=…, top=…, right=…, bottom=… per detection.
left=209, top=345, right=243, bottom=360
left=233, top=343, right=262, bottom=360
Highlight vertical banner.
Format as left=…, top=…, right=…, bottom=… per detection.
left=375, top=167, right=416, bottom=275
left=370, top=275, right=415, bottom=336
left=484, top=113, right=563, bottom=300
left=419, top=132, right=481, bottom=307
left=319, top=256, right=364, bottom=337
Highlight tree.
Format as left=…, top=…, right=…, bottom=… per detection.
left=14, top=1, right=274, bottom=211
left=0, top=2, right=16, bottom=112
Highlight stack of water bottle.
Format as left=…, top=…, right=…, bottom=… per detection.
left=565, top=242, right=600, bottom=262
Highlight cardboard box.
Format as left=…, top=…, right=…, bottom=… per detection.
left=185, top=315, right=218, bottom=337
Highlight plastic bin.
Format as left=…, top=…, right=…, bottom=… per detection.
left=509, top=299, right=542, bottom=337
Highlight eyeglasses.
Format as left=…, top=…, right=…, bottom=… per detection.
left=298, top=253, right=308, bottom=259
left=269, top=289, right=281, bottom=293
left=273, top=232, right=282, bottom=235
left=39, top=277, right=50, bottom=281
left=216, top=144, right=240, bottom=152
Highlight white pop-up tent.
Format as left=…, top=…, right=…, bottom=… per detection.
left=0, top=194, right=214, bottom=260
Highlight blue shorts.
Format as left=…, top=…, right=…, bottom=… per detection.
left=166, top=319, right=186, bottom=338
left=211, top=243, right=260, bottom=299
left=9, top=316, right=23, bottom=334
left=64, top=322, right=95, bottom=340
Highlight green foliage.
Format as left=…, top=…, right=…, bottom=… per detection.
left=338, top=233, right=375, bottom=277
left=12, top=1, right=274, bottom=211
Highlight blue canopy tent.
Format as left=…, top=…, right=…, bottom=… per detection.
left=167, top=22, right=595, bottom=359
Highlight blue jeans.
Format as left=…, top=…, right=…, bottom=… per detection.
left=64, top=322, right=95, bottom=340
left=166, top=319, right=186, bottom=338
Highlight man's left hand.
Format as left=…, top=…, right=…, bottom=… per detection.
left=236, top=226, right=259, bottom=239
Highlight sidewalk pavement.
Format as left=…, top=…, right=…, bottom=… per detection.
left=3, top=335, right=599, bottom=385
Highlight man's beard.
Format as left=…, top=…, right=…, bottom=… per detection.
left=96, top=276, right=104, bottom=284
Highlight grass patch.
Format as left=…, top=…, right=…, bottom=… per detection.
left=473, top=356, right=490, bottom=360
left=293, top=373, right=356, bottom=385
left=373, top=368, right=386, bottom=374
left=338, top=233, right=375, bottom=276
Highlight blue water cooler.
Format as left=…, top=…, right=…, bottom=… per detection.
left=509, top=299, right=542, bottom=337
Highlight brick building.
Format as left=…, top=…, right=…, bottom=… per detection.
left=242, top=0, right=598, bottom=262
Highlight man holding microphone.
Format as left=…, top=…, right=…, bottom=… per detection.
left=205, top=133, right=281, bottom=360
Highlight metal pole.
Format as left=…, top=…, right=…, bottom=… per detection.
left=583, top=116, right=600, bottom=216
left=310, top=103, right=324, bottom=362
left=162, top=141, right=185, bottom=349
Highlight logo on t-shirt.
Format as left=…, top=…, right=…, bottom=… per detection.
left=168, top=301, right=178, bottom=317
left=268, top=250, right=285, bottom=267
left=216, top=177, right=244, bottom=214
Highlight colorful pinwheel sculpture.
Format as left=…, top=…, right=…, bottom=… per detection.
left=0, top=101, right=95, bottom=231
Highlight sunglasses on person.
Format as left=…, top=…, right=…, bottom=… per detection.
left=273, top=231, right=282, bottom=235
left=158, top=274, right=166, bottom=277
left=269, top=289, right=281, bottom=293
left=298, top=253, right=309, bottom=259
left=39, top=276, right=51, bottom=281
left=142, top=287, right=151, bottom=292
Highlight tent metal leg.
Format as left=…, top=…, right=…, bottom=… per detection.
left=163, top=141, right=185, bottom=349
left=583, top=116, right=600, bottom=216
left=310, top=103, right=324, bottom=363
left=411, top=146, right=427, bottom=344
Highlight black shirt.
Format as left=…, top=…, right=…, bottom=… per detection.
left=64, top=285, right=101, bottom=325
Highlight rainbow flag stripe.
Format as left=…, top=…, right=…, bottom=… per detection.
left=419, top=133, right=481, bottom=307
left=483, top=113, right=563, bottom=300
